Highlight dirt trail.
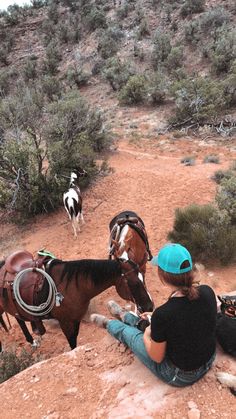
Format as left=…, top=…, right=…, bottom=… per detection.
left=0, top=138, right=236, bottom=419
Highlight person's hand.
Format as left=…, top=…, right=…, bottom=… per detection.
left=140, top=312, right=152, bottom=321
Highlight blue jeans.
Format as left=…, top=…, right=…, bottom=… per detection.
left=106, top=312, right=215, bottom=387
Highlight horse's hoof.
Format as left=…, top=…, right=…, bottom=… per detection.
left=31, top=337, right=42, bottom=349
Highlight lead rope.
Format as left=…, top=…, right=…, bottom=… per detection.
left=13, top=267, right=64, bottom=317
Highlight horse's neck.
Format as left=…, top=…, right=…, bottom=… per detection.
left=70, top=183, right=80, bottom=191
left=89, top=276, right=117, bottom=299
left=48, top=262, right=117, bottom=300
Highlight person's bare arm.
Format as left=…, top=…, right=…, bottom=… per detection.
left=143, top=326, right=166, bottom=363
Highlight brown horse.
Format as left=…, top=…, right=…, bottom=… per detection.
left=0, top=252, right=154, bottom=350
left=108, top=210, right=153, bottom=281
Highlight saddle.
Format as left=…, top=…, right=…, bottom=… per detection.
left=109, top=211, right=153, bottom=261
left=0, top=250, right=50, bottom=323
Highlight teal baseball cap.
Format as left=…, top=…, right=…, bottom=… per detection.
left=151, top=243, right=192, bottom=274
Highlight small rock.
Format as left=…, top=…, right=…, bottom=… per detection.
left=195, top=263, right=205, bottom=272
left=187, top=408, right=201, bottom=419
left=86, top=359, right=95, bottom=367
left=188, top=401, right=198, bottom=409
left=85, top=347, right=93, bottom=352
left=207, top=272, right=214, bottom=277
left=66, top=387, right=78, bottom=394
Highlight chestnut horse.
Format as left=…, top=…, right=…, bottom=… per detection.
left=0, top=252, right=153, bottom=350
left=108, top=210, right=153, bottom=281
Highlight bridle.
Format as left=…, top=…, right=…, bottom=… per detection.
left=119, top=258, right=146, bottom=311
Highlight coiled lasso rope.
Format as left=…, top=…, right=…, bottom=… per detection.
left=13, top=268, right=63, bottom=317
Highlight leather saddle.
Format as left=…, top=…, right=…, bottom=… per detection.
left=0, top=250, right=50, bottom=324
left=109, top=211, right=153, bottom=261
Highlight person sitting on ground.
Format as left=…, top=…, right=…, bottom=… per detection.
left=91, top=243, right=217, bottom=387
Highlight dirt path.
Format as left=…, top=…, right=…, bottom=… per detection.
left=0, top=137, right=236, bottom=419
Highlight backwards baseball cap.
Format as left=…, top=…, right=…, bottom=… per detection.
left=151, top=243, right=192, bottom=274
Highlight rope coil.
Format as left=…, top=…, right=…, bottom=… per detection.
left=13, top=268, right=62, bottom=317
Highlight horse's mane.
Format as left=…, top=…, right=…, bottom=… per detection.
left=47, top=258, right=122, bottom=287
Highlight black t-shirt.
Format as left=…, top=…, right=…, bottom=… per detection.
left=151, top=285, right=217, bottom=371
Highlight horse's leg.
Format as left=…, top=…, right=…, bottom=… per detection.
left=72, top=217, right=78, bottom=238
left=80, top=211, right=85, bottom=224
left=31, top=320, right=46, bottom=336
left=0, top=315, right=8, bottom=332
left=16, top=319, right=34, bottom=344
left=58, top=319, right=81, bottom=350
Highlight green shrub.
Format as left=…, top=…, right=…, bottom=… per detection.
left=211, top=27, right=236, bottom=73
left=180, top=156, right=195, bottom=166
left=170, top=76, right=225, bottom=124
left=91, top=59, right=105, bottom=76
left=181, top=0, right=205, bottom=17
left=147, top=71, right=167, bottom=105
left=133, top=43, right=145, bottom=61
left=55, top=13, right=81, bottom=44
left=216, top=177, right=236, bottom=224
left=152, top=30, right=171, bottom=69
left=203, top=155, right=220, bottom=164
left=184, top=19, right=201, bottom=44
left=2, top=5, right=22, bottom=26
left=102, top=57, right=134, bottom=91
left=97, top=31, right=119, bottom=59
left=30, top=0, right=47, bottom=8
left=116, top=2, right=130, bottom=19
left=136, top=18, right=150, bottom=40
left=0, top=69, right=11, bottom=95
left=85, top=7, right=107, bottom=31
left=0, top=47, right=9, bottom=66
left=47, top=1, right=59, bottom=24
left=0, top=347, right=42, bottom=384
left=23, top=55, right=38, bottom=81
left=40, top=18, right=57, bottom=46
left=40, top=75, right=62, bottom=101
left=200, top=7, right=231, bottom=32
left=212, top=169, right=235, bottom=184
left=166, top=46, right=184, bottom=71
left=118, top=75, right=148, bottom=105
left=42, top=41, right=61, bottom=75
left=46, top=91, right=110, bottom=155
left=66, top=65, right=90, bottom=88
left=168, top=204, right=236, bottom=264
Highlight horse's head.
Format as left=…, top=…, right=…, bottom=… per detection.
left=218, top=295, right=236, bottom=318
left=109, top=220, right=150, bottom=278
left=115, top=258, right=154, bottom=313
left=72, top=167, right=88, bottom=178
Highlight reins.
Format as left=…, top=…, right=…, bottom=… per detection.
left=119, top=259, right=143, bottom=305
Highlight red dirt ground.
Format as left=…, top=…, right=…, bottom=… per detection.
left=0, top=136, right=236, bottom=419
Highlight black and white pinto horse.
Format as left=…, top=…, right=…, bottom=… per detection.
left=63, top=168, right=87, bottom=238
